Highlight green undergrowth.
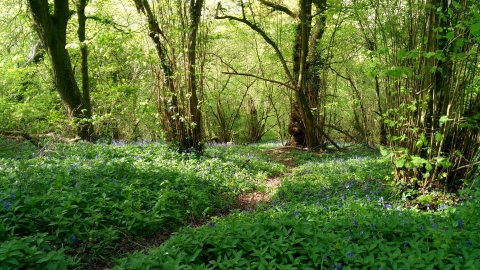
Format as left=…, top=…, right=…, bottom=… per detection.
left=0, top=139, right=285, bottom=268
left=115, top=145, right=480, bottom=269
left=115, top=197, right=480, bottom=269
left=1, top=139, right=479, bottom=269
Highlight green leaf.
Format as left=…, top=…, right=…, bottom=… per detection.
left=439, top=116, right=450, bottom=124
left=446, top=32, right=455, bottom=40
left=470, top=22, right=480, bottom=36
left=425, top=163, right=433, bottom=171
left=411, top=156, right=427, bottom=168
left=455, top=38, right=464, bottom=48
left=6, top=258, right=19, bottom=265
left=395, top=158, right=406, bottom=168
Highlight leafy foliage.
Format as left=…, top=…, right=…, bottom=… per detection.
left=0, top=139, right=284, bottom=267
left=115, top=144, right=480, bottom=269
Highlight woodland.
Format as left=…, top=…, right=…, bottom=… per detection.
left=0, top=0, right=479, bottom=269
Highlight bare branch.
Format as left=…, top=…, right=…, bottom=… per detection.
left=222, top=71, right=295, bottom=90
left=259, top=0, right=297, bottom=18
left=324, top=124, right=358, bottom=143
left=215, top=10, right=294, bottom=82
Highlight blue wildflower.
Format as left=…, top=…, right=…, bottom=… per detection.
left=467, top=241, right=472, bottom=247
left=457, top=220, right=463, bottom=228
left=404, top=241, right=408, bottom=247
left=293, top=210, right=299, bottom=216
left=420, top=225, right=424, bottom=231
left=348, top=251, right=354, bottom=258
left=353, top=219, right=358, bottom=226
left=209, top=222, right=215, bottom=227
left=3, top=202, right=11, bottom=210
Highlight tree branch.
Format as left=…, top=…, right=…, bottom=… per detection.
left=324, top=124, right=358, bottom=143
left=222, top=71, right=295, bottom=90
left=86, top=15, right=128, bottom=31
left=259, top=0, right=297, bottom=18
left=215, top=6, right=294, bottom=83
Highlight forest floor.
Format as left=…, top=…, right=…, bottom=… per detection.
left=93, top=146, right=301, bottom=269
left=1, top=140, right=478, bottom=269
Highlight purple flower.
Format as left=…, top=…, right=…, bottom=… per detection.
left=348, top=252, right=354, bottom=258
left=457, top=220, right=463, bottom=228
left=467, top=241, right=472, bottom=247
left=432, top=223, right=437, bottom=229
left=332, top=263, right=342, bottom=270
left=70, top=234, right=76, bottom=244
left=293, top=210, right=299, bottom=216
left=209, top=222, right=215, bottom=227
left=353, top=219, right=358, bottom=226
left=3, top=202, right=11, bottom=210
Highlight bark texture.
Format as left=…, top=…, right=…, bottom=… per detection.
left=28, top=0, right=94, bottom=140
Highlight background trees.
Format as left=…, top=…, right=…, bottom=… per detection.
left=0, top=0, right=478, bottom=194
left=350, top=0, right=480, bottom=193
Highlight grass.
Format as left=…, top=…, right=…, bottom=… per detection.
left=0, top=139, right=478, bottom=269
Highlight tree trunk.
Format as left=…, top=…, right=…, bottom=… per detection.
left=28, top=0, right=93, bottom=141
left=288, top=0, right=326, bottom=149
left=76, top=0, right=94, bottom=141
left=185, top=0, right=204, bottom=152
left=133, top=0, right=184, bottom=145
left=134, top=0, right=204, bottom=152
